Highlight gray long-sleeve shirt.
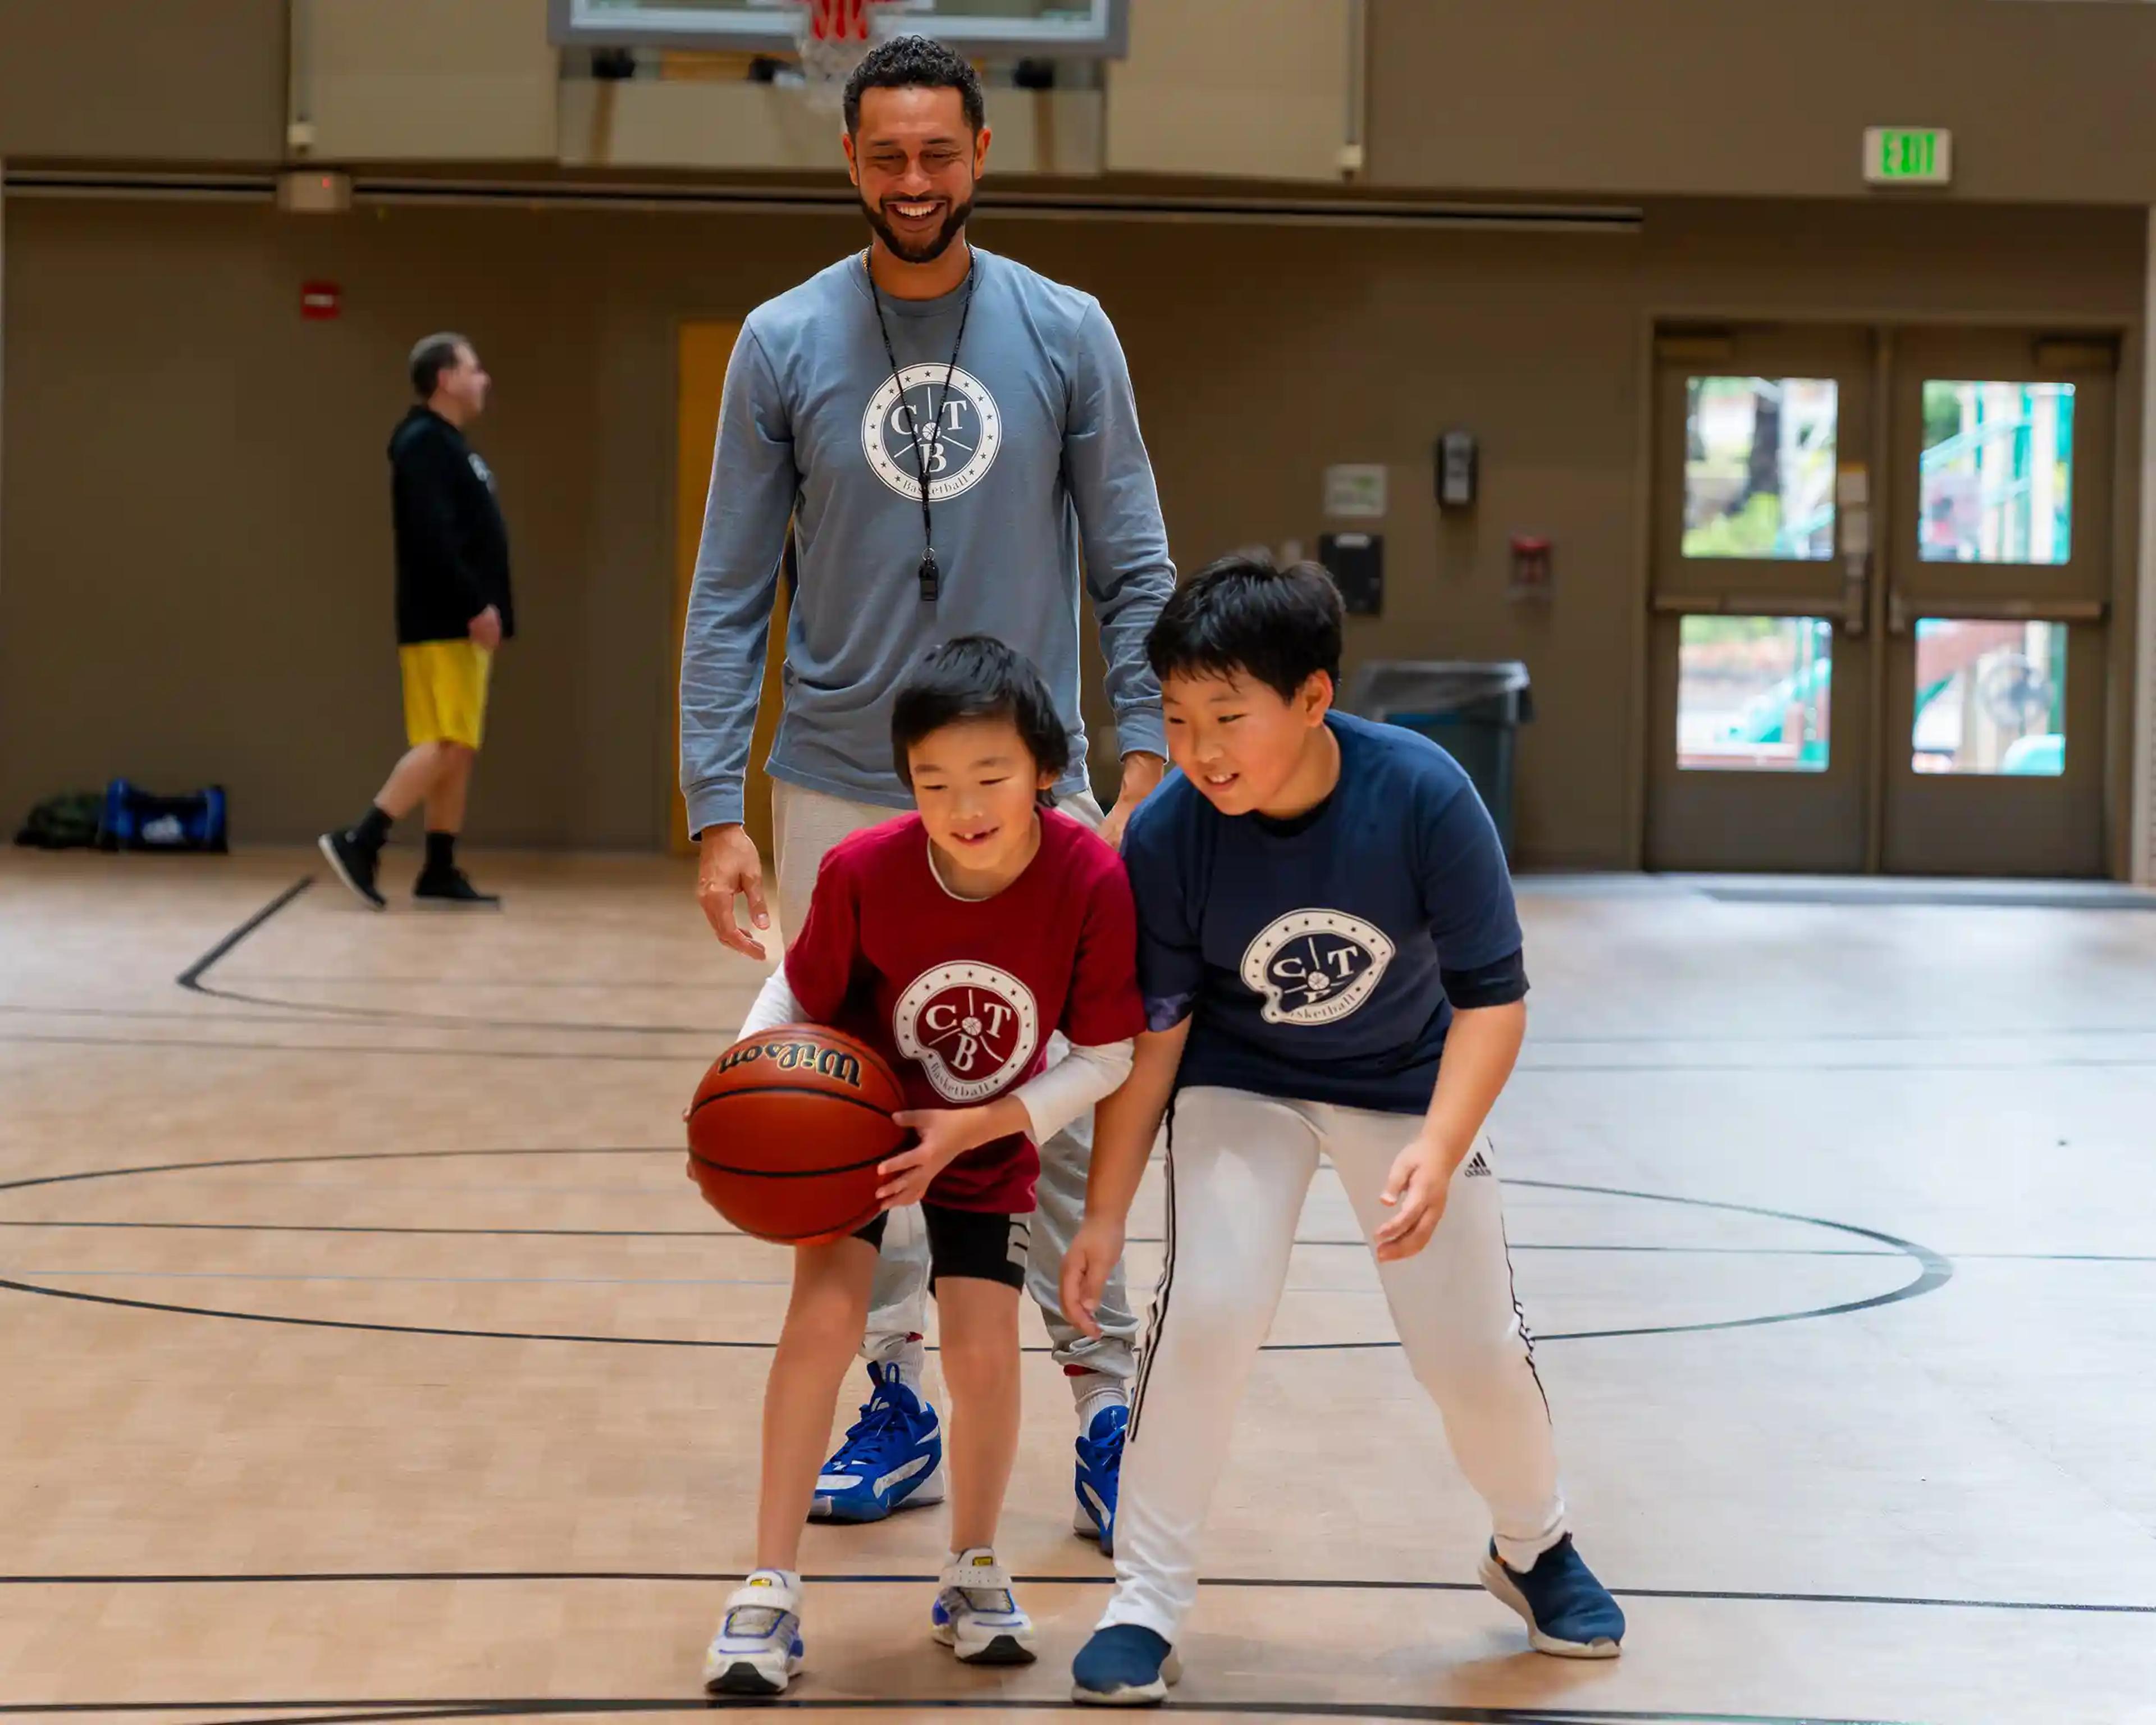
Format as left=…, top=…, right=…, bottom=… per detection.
left=680, top=245, right=1175, bottom=836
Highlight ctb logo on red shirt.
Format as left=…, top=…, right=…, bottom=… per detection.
left=893, top=962, right=1040, bottom=1105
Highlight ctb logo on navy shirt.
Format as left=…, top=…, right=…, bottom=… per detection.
left=1239, top=909, right=1396, bottom=1026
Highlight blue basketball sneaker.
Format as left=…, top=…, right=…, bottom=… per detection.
left=1071, top=1624, right=1180, bottom=1706
left=702, top=1569, right=805, bottom=1695
left=1073, top=1402, right=1127, bottom=1554
left=808, top=1362, right=944, bottom=1523
left=1478, top=1534, right=1625, bottom=1658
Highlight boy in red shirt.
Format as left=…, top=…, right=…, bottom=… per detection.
left=702, top=637, right=1144, bottom=1696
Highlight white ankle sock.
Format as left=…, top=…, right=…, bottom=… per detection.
left=888, top=1335, right=927, bottom=1393
left=875, top=1336, right=927, bottom=1388
left=1071, top=1373, right=1127, bottom=1433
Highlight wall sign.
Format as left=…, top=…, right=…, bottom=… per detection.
left=300, top=281, right=342, bottom=320
left=1323, top=463, right=1388, bottom=520
left=1863, top=127, right=1951, bottom=186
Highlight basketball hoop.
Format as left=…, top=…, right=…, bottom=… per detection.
left=790, top=0, right=901, bottom=110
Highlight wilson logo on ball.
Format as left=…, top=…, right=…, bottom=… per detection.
left=716, top=1034, right=865, bottom=1089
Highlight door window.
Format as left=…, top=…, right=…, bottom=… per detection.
left=1683, top=377, right=1839, bottom=559
left=1677, top=615, right=1834, bottom=772
left=1917, top=381, right=2074, bottom=565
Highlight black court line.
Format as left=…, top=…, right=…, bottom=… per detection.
left=0, top=1220, right=1959, bottom=1258
left=38, top=994, right=2156, bottom=1047
left=175, top=880, right=316, bottom=990
left=0, top=1701, right=1925, bottom=1725
left=17, top=1026, right=2156, bottom=1076
left=0, top=1568, right=2146, bottom=1617
left=0, top=1032, right=700, bottom=1065
left=175, top=876, right=733, bottom=1039
left=0, top=1225, right=2136, bottom=1267
left=127, top=878, right=2156, bottom=1069
left=0, top=1149, right=1952, bottom=1351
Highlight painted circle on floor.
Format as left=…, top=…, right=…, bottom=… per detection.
left=0, top=1148, right=1951, bottom=1350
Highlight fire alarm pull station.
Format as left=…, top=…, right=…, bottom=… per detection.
left=1436, top=430, right=1478, bottom=509
left=1507, top=535, right=1552, bottom=603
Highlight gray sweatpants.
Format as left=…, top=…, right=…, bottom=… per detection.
left=770, top=778, right=1138, bottom=1384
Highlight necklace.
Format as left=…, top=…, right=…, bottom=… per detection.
left=866, top=247, right=977, bottom=602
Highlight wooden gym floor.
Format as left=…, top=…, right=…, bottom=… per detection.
left=3, top=849, right=2155, bottom=1725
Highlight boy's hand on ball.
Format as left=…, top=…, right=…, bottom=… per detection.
left=1373, top=1135, right=1452, bottom=1262
left=1060, top=1217, right=1124, bottom=1339
left=879, top=1108, right=994, bottom=1206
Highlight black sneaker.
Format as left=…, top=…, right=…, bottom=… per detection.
left=318, top=829, right=386, bottom=910
left=413, top=866, right=501, bottom=909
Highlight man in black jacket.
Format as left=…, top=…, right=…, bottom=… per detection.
left=321, top=334, right=512, bottom=908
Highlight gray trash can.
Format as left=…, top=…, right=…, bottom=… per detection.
left=1342, top=661, right=1534, bottom=861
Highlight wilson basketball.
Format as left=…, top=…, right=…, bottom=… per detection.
left=686, top=1023, right=907, bottom=1245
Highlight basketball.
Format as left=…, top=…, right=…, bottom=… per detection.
left=686, top=1023, right=908, bottom=1245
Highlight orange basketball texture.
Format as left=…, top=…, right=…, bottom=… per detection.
left=686, top=1024, right=908, bottom=1244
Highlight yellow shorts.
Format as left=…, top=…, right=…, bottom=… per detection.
left=400, top=641, right=492, bottom=750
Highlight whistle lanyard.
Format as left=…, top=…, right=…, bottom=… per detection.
left=866, top=249, right=977, bottom=602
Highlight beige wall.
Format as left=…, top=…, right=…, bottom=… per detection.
left=0, top=1, right=286, bottom=164
left=6, top=0, right=2156, bottom=211
left=1, top=194, right=2144, bottom=863
left=1368, top=0, right=2156, bottom=205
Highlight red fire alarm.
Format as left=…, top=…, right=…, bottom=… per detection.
left=1507, top=534, right=1552, bottom=603
left=300, top=281, right=341, bottom=321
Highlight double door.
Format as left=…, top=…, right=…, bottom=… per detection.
left=1645, top=325, right=2115, bottom=875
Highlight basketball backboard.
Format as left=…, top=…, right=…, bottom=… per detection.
left=549, top=0, right=1128, bottom=57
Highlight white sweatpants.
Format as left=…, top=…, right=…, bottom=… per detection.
left=1101, top=1085, right=1566, bottom=1642
left=770, top=778, right=1139, bottom=1381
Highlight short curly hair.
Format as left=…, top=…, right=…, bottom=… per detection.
left=843, top=33, right=985, bottom=136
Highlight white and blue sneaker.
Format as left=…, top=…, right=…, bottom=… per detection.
left=1071, top=1624, right=1180, bottom=1706
left=809, top=1362, right=945, bottom=1523
left=930, top=1548, right=1038, bottom=1665
left=1478, top=1535, right=1625, bottom=1658
left=702, top=1569, right=805, bottom=1695
left=1072, top=1402, right=1127, bottom=1555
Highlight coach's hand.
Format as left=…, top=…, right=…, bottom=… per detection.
left=1373, top=1134, right=1455, bottom=1262
left=1060, top=1215, right=1125, bottom=1339
left=696, top=823, right=770, bottom=961
left=1098, top=751, right=1166, bottom=850
left=468, top=605, right=504, bottom=651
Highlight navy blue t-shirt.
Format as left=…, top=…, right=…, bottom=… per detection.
left=1120, top=712, right=1527, bottom=1116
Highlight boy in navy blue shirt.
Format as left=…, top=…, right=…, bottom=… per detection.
left=1060, top=554, right=1623, bottom=1703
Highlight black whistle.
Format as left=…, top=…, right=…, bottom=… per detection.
left=917, top=549, right=940, bottom=601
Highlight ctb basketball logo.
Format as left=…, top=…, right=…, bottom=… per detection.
left=893, top=962, right=1039, bottom=1103
left=1240, top=909, right=1395, bottom=1026
left=861, top=365, right=1003, bottom=503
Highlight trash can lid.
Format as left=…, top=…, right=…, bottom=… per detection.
left=1343, top=660, right=1532, bottom=719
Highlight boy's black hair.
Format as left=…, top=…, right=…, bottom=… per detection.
left=844, top=34, right=986, bottom=136
left=891, top=636, right=1072, bottom=796
left=1146, top=551, right=1344, bottom=702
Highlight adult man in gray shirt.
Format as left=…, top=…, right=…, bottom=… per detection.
left=680, top=36, right=1172, bottom=1551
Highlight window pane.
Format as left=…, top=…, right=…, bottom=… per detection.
left=1678, top=615, right=1833, bottom=772
left=1912, top=619, right=2067, bottom=776
left=1683, top=377, right=1838, bottom=560
left=1919, top=381, right=2074, bottom=565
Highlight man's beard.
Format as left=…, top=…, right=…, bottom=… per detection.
left=860, top=191, right=975, bottom=265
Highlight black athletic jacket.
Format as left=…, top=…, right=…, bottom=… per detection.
left=390, top=407, right=515, bottom=645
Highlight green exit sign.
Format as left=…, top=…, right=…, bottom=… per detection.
left=1865, top=126, right=1952, bottom=185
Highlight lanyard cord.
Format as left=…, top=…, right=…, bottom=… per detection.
left=866, top=247, right=977, bottom=601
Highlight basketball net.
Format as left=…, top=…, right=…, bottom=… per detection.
left=791, top=0, right=899, bottom=111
